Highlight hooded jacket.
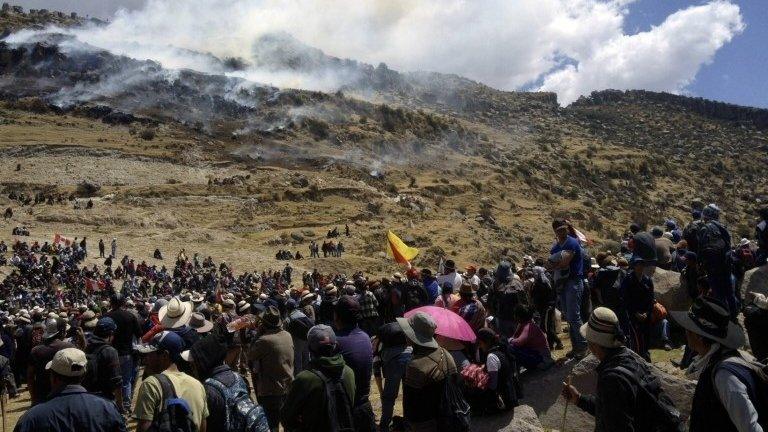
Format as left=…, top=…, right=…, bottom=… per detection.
left=281, top=354, right=355, bottom=432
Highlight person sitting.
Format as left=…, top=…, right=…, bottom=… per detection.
left=508, top=305, right=553, bottom=370
left=153, top=249, right=163, bottom=260
left=472, top=328, right=520, bottom=415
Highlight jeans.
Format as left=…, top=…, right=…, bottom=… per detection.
left=257, top=395, right=286, bottom=432
left=560, top=278, right=587, bottom=351
left=380, top=355, right=410, bottom=432
left=653, top=318, right=671, bottom=345
left=118, top=355, right=134, bottom=413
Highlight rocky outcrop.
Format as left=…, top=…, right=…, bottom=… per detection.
left=653, top=268, right=691, bottom=312
left=743, top=264, right=768, bottom=296
left=472, top=404, right=544, bottom=432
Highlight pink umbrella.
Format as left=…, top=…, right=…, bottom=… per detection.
left=404, top=305, right=476, bottom=343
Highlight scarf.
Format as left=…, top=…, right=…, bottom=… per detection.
left=685, top=343, right=721, bottom=380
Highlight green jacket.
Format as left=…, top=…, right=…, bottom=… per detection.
left=281, top=354, right=356, bottom=432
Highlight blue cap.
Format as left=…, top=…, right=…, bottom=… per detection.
left=95, top=317, right=117, bottom=335
left=137, top=331, right=186, bottom=362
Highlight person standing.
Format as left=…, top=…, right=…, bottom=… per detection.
left=756, top=207, right=768, bottom=265
left=619, top=232, right=657, bottom=361
left=110, top=238, right=117, bottom=259
left=398, top=312, right=458, bottom=432
left=562, top=307, right=683, bottom=432
left=14, top=348, right=127, bottom=432
left=99, top=238, right=105, bottom=258
left=334, top=296, right=376, bottom=432
left=671, top=297, right=764, bottom=432
left=281, top=325, right=357, bottom=432
left=105, top=294, right=142, bottom=414
left=373, top=323, right=412, bottom=432
left=28, top=318, right=75, bottom=406
left=83, top=318, right=123, bottom=406
left=249, top=306, right=294, bottom=432
left=548, top=218, right=587, bottom=358
left=697, top=204, right=736, bottom=316
left=134, top=331, right=209, bottom=432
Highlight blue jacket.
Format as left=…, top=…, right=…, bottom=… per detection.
left=14, top=385, right=126, bottom=432
left=423, top=277, right=439, bottom=303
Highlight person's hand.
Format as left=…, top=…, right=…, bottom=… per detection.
left=636, top=312, right=648, bottom=322
left=561, top=382, right=581, bottom=404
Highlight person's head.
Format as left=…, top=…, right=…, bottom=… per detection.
left=396, top=312, right=438, bottom=350
left=581, top=307, right=625, bottom=360
left=670, top=296, right=745, bottom=356
left=43, top=318, right=68, bottom=342
left=665, top=219, right=677, bottom=230
left=307, top=324, right=338, bottom=358
left=458, top=282, right=474, bottom=301
left=334, top=295, right=361, bottom=329
left=650, top=226, right=664, bottom=238
left=137, top=331, right=186, bottom=374
left=476, top=328, right=499, bottom=353
left=629, top=223, right=641, bottom=234
left=46, top=348, right=87, bottom=390
left=441, top=282, right=454, bottom=296
left=629, top=232, right=657, bottom=276
left=683, top=251, right=698, bottom=268
left=93, top=317, right=117, bottom=342
left=110, top=293, right=125, bottom=310
left=552, top=218, right=569, bottom=242
left=465, top=265, right=477, bottom=276
left=444, top=260, right=456, bottom=274
left=702, top=203, right=721, bottom=222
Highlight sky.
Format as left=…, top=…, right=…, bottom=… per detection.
left=13, top=0, right=767, bottom=108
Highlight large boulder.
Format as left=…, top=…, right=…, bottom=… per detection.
left=473, top=404, right=544, bottom=432
left=743, top=264, right=768, bottom=297
left=653, top=268, right=690, bottom=312
left=528, top=353, right=695, bottom=432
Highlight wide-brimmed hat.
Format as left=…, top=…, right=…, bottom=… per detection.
left=300, top=292, right=317, bottom=305
left=15, top=314, right=31, bottom=324
left=189, top=313, right=214, bottom=333
left=630, top=232, right=658, bottom=265
left=669, top=297, right=745, bottom=350
left=191, top=292, right=205, bottom=303
left=237, top=302, right=251, bottom=314
left=753, top=293, right=768, bottom=311
left=261, top=306, right=282, bottom=329
left=80, top=310, right=98, bottom=329
left=159, top=297, right=193, bottom=329
left=738, top=238, right=751, bottom=248
left=580, top=307, right=624, bottom=348
left=397, top=312, right=438, bottom=349
left=43, top=318, right=70, bottom=340
left=222, top=298, right=236, bottom=309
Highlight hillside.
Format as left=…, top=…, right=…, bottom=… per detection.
left=0, top=5, right=767, bottom=279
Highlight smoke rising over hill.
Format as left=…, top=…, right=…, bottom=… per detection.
left=11, top=0, right=745, bottom=105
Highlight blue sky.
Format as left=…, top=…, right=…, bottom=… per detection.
left=625, top=1, right=767, bottom=108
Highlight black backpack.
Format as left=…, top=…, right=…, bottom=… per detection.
left=286, top=311, right=314, bottom=341
left=147, top=374, right=196, bottom=432
left=697, top=221, right=730, bottom=260
left=437, top=372, right=471, bottom=432
left=595, top=266, right=625, bottom=312
left=683, top=220, right=704, bottom=254
left=82, top=344, right=110, bottom=395
left=309, top=368, right=355, bottom=432
left=611, top=365, right=684, bottom=432
left=496, top=280, right=529, bottom=320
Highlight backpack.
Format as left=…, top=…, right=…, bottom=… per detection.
left=611, top=365, right=684, bottom=432
left=596, top=266, right=624, bottom=312
left=82, top=344, right=110, bottom=394
left=205, top=374, right=269, bottom=432
left=309, top=368, right=355, bottom=432
left=697, top=221, right=730, bottom=260
left=437, top=372, right=471, bottom=432
left=496, top=280, right=529, bottom=320
left=403, top=281, right=428, bottom=312
left=147, top=374, right=196, bottom=432
left=683, top=220, right=704, bottom=254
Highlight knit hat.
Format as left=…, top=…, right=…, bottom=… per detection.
left=580, top=307, right=624, bottom=348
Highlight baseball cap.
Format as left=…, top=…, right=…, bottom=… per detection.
left=46, top=348, right=88, bottom=377
left=307, top=324, right=337, bottom=355
left=94, top=317, right=117, bottom=336
left=136, top=331, right=186, bottom=362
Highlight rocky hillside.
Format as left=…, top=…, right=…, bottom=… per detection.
left=0, top=5, right=767, bottom=277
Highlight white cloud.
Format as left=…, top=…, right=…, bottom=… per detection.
left=14, top=0, right=744, bottom=105
left=539, top=1, right=745, bottom=104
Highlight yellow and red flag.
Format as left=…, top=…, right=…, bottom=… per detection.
left=386, top=230, right=419, bottom=264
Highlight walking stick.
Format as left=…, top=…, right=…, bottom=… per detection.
left=1, top=391, right=7, bottom=432
left=561, top=375, right=573, bottom=432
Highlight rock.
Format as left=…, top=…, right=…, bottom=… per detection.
left=743, top=264, right=768, bottom=296
left=76, top=181, right=101, bottom=198
left=527, top=352, right=695, bottom=432
left=290, top=232, right=305, bottom=242
left=301, top=230, right=316, bottom=238
left=473, top=404, right=544, bottom=432
left=653, top=268, right=690, bottom=311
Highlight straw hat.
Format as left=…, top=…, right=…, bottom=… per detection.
left=159, top=297, right=193, bottom=329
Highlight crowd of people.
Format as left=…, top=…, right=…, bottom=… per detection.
left=0, top=203, right=765, bottom=432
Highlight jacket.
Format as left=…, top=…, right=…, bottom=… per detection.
left=281, top=354, right=356, bottom=432
left=249, top=327, right=294, bottom=396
